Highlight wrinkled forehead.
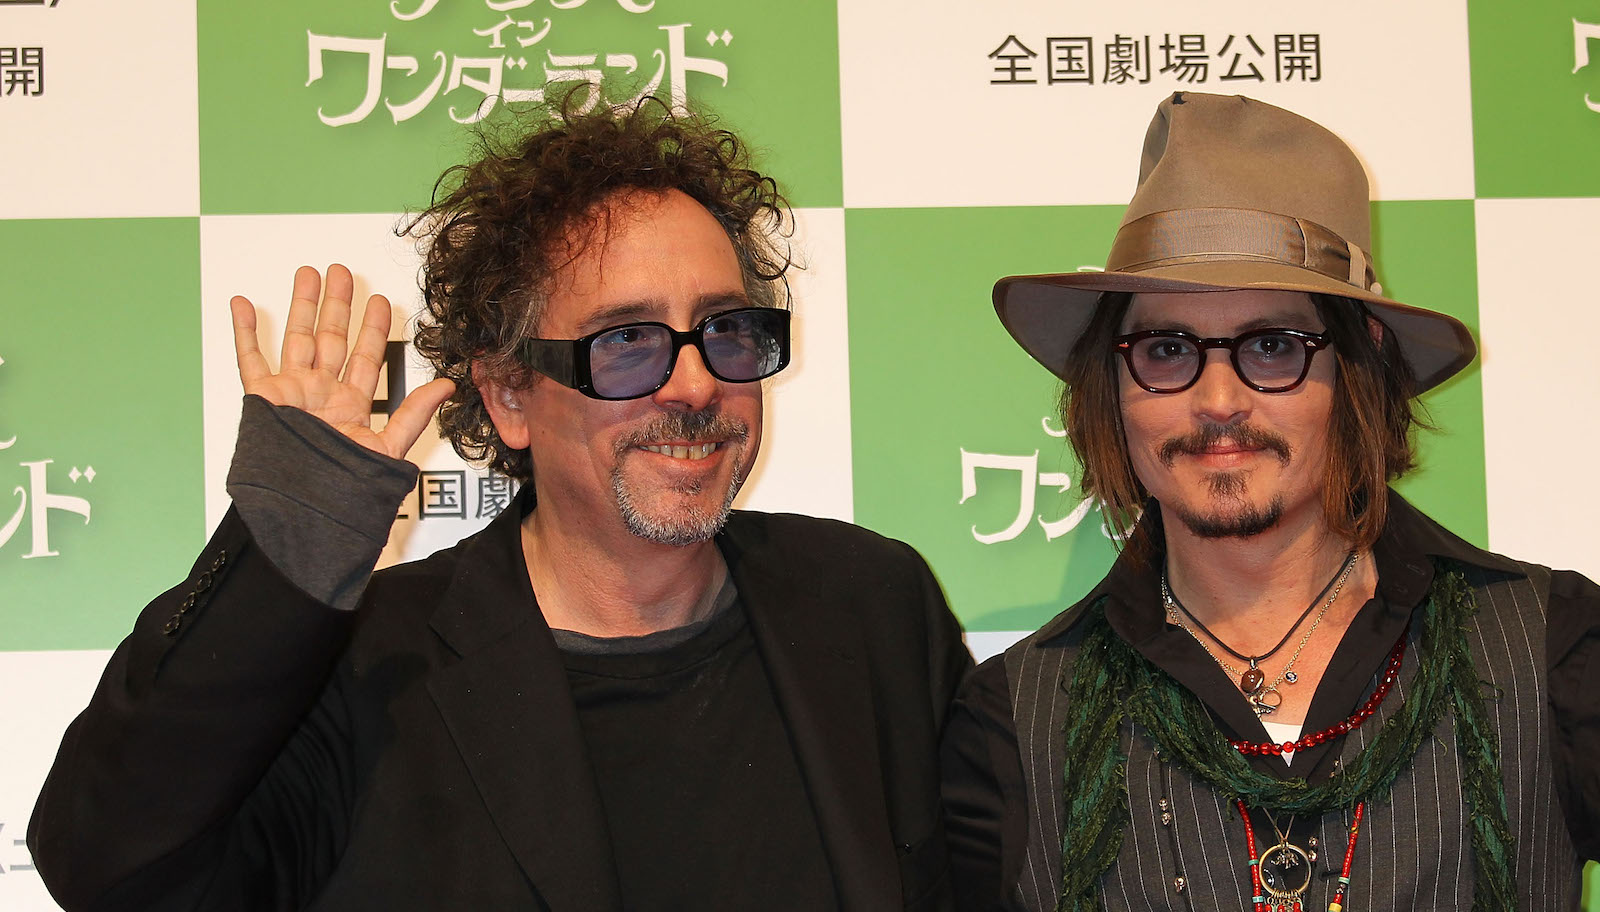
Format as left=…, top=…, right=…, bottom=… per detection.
left=1122, top=289, right=1324, bottom=335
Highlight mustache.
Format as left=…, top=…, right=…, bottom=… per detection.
left=1158, top=422, right=1292, bottom=467
left=614, top=410, right=750, bottom=455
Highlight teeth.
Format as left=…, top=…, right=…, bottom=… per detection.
left=640, top=442, right=720, bottom=460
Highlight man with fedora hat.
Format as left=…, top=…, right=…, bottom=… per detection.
left=940, top=92, right=1598, bottom=911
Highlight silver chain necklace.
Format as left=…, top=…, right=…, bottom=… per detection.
left=1162, top=552, right=1361, bottom=716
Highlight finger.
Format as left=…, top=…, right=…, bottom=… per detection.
left=280, top=265, right=323, bottom=370
left=380, top=377, right=456, bottom=459
left=312, top=263, right=356, bottom=373
left=230, top=295, right=272, bottom=390
left=342, top=294, right=393, bottom=396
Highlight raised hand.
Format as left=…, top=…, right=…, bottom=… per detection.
left=231, top=264, right=455, bottom=462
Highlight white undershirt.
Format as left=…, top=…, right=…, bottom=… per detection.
left=1259, top=720, right=1305, bottom=767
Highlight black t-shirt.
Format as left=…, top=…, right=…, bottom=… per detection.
left=555, top=596, right=840, bottom=911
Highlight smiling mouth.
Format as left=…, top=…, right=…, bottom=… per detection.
left=637, top=442, right=721, bottom=461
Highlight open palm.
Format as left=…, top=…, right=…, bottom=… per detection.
left=231, top=264, right=454, bottom=461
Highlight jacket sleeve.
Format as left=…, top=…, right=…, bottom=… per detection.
left=906, top=540, right=975, bottom=733
left=27, top=511, right=362, bottom=911
left=26, top=398, right=419, bottom=911
left=941, top=656, right=1028, bottom=912
left=1547, top=568, right=1600, bottom=862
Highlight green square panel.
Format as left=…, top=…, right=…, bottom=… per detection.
left=1469, top=0, right=1600, bottom=197
left=0, top=219, right=204, bottom=651
left=848, top=205, right=1126, bottom=633
left=1372, top=199, right=1488, bottom=548
left=847, top=201, right=1487, bottom=634
left=198, top=2, right=841, bottom=214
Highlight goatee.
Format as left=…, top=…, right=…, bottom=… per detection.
left=1160, top=421, right=1291, bottom=538
left=611, top=410, right=750, bottom=546
left=1173, top=495, right=1285, bottom=539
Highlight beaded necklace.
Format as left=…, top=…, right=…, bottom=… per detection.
left=1237, top=798, right=1365, bottom=912
left=1163, top=552, right=1359, bottom=716
left=1231, top=627, right=1407, bottom=758
left=1050, top=563, right=1516, bottom=912
left=1227, top=628, right=1402, bottom=910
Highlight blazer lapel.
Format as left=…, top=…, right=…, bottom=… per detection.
left=425, top=492, right=623, bottom=912
left=721, top=516, right=900, bottom=912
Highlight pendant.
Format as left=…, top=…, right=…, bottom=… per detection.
left=1284, top=670, right=1298, bottom=684
left=1240, top=666, right=1266, bottom=694
left=1249, top=688, right=1282, bottom=716
left=1259, top=840, right=1312, bottom=909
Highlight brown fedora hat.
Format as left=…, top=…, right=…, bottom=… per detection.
left=993, top=92, right=1475, bottom=394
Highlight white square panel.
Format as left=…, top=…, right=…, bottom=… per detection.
left=0, top=649, right=113, bottom=911
left=839, top=0, right=1474, bottom=208
left=1477, top=197, right=1600, bottom=581
left=734, top=207, right=853, bottom=522
left=0, top=1, right=198, bottom=219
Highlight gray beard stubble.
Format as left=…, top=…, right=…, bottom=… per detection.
left=610, top=410, right=751, bottom=546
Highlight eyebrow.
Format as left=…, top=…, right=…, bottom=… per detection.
left=574, top=291, right=752, bottom=336
left=1126, top=311, right=1325, bottom=335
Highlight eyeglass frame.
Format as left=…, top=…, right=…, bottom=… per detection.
left=1111, top=327, right=1333, bottom=394
left=515, top=306, right=792, bottom=401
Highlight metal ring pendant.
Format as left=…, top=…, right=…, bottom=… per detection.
left=1259, top=841, right=1313, bottom=899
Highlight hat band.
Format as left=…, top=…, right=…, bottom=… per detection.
left=1106, top=208, right=1376, bottom=290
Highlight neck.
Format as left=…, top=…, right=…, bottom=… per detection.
left=521, top=500, right=728, bottom=638
left=1160, top=504, right=1366, bottom=647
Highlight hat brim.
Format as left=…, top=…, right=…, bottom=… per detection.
left=993, top=261, right=1476, bottom=394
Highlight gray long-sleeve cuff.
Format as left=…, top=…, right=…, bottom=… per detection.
left=225, top=395, right=419, bottom=611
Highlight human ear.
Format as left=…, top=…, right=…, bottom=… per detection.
left=1366, top=315, right=1386, bottom=348
left=474, top=361, right=532, bottom=450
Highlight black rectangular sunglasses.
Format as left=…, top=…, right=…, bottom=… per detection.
left=516, top=307, right=791, bottom=400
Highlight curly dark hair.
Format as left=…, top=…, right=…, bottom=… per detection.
left=403, top=92, right=793, bottom=480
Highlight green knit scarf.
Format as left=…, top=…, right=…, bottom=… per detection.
left=1054, top=562, right=1516, bottom=912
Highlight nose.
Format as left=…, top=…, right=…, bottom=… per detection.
left=1189, top=348, right=1252, bottom=424
left=651, top=343, right=721, bottom=411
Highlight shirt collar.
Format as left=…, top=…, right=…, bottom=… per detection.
left=1033, top=487, right=1525, bottom=645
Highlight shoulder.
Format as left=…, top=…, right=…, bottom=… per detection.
left=362, top=538, right=467, bottom=604
left=720, top=511, right=963, bottom=656
left=1549, top=567, right=1600, bottom=603
left=353, top=515, right=520, bottom=641
left=1384, top=490, right=1559, bottom=589
left=959, top=652, right=1015, bottom=712
left=1003, top=592, right=1099, bottom=661
left=366, top=501, right=529, bottom=590
left=721, top=510, right=930, bottom=577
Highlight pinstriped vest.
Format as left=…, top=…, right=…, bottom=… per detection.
left=1002, top=562, right=1582, bottom=911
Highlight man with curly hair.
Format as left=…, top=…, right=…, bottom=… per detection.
left=30, top=97, right=970, bottom=912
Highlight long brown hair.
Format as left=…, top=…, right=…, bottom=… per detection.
left=1060, top=291, right=1428, bottom=557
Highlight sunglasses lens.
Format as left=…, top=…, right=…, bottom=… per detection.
left=588, top=324, right=674, bottom=399
left=1236, top=332, right=1311, bottom=390
left=1128, top=334, right=1200, bottom=391
left=702, top=308, right=788, bottom=382
left=580, top=309, right=790, bottom=399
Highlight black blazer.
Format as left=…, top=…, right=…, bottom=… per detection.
left=30, top=491, right=972, bottom=911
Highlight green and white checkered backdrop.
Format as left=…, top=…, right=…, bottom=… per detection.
left=2, top=1, right=1597, bottom=906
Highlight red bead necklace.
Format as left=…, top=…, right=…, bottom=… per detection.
left=1229, top=627, right=1408, bottom=758
left=1237, top=798, right=1365, bottom=912
left=1231, top=629, right=1404, bottom=910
